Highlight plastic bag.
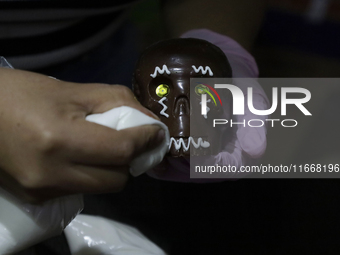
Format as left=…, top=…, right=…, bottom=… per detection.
left=0, top=187, right=83, bottom=254
left=64, top=214, right=167, bottom=255
left=86, top=106, right=170, bottom=176
left=0, top=57, right=13, bottom=69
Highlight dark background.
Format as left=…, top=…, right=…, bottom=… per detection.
left=24, top=0, right=340, bottom=254
left=82, top=1, right=340, bottom=254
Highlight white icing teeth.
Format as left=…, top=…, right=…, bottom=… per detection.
left=169, top=137, right=210, bottom=151
left=200, top=140, right=210, bottom=147
left=200, top=99, right=211, bottom=119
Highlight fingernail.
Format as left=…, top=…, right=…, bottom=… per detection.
left=155, top=128, right=165, bottom=144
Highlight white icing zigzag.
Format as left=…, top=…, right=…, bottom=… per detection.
left=169, top=137, right=210, bottom=151
left=150, top=65, right=171, bottom=78
left=200, top=99, right=211, bottom=119
left=192, top=65, right=213, bottom=76
left=158, top=97, right=169, bottom=118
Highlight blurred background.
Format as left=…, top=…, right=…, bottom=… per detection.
left=130, top=0, right=340, bottom=77
left=81, top=1, right=340, bottom=254
left=129, top=0, right=340, bottom=167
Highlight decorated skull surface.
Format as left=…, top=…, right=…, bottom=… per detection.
left=133, top=38, right=232, bottom=159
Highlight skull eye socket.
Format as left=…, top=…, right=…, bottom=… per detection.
left=195, top=84, right=209, bottom=96
left=156, top=84, right=170, bottom=97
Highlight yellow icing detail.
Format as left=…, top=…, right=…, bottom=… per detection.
left=156, top=84, right=170, bottom=97
left=195, top=84, right=209, bottom=95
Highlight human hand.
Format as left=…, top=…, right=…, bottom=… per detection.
left=148, top=29, right=269, bottom=181
left=0, top=68, right=164, bottom=203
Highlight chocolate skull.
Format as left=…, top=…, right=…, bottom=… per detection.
left=133, top=38, right=232, bottom=158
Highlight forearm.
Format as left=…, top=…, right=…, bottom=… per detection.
left=162, top=0, right=267, bottom=51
